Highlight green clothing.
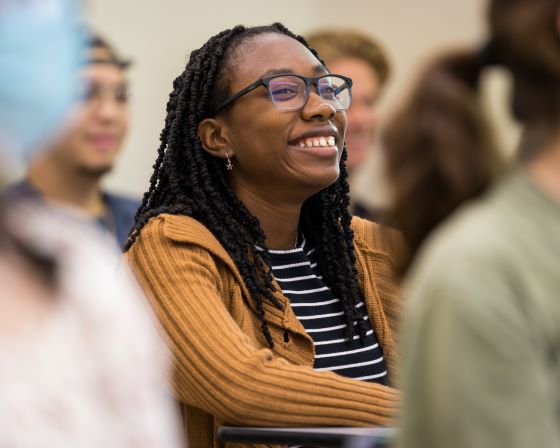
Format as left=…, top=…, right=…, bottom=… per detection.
left=399, top=170, right=560, bottom=448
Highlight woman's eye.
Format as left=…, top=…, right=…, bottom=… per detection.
left=269, top=81, right=300, bottom=101
left=272, top=87, right=297, bottom=95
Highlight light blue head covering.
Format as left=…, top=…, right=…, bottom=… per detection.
left=0, top=0, right=84, bottom=159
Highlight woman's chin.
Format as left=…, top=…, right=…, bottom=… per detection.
left=298, top=168, right=341, bottom=196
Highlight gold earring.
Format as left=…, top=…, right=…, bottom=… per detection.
left=225, top=151, right=233, bottom=171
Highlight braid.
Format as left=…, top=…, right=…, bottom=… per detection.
left=125, top=23, right=365, bottom=347
left=301, top=147, right=367, bottom=341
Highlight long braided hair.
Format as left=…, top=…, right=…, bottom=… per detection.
left=124, top=23, right=366, bottom=347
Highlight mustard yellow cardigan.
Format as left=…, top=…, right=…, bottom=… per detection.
left=126, top=214, right=401, bottom=448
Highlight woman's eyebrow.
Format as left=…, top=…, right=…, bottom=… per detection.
left=260, top=64, right=329, bottom=77
left=262, top=68, right=295, bottom=76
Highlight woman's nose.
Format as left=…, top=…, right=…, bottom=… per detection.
left=301, top=91, right=337, bottom=121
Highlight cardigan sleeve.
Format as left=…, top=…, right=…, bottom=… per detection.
left=127, top=216, right=400, bottom=427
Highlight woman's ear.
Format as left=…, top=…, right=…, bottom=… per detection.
left=197, top=118, right=233, bottom=159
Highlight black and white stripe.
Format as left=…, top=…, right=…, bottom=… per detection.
left=259, top=236, right=388, bottom=384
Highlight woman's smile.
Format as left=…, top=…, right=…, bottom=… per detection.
left=288, top=125, right=340, bottom=160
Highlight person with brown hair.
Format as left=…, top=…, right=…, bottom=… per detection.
left=384, top=0, right=560, bottom=447
left=306, top=30, right=391, bottom=221
left=382, top=50, right=505, bottom=274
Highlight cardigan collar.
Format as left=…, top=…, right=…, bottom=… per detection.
left=160, top=215, right=309, bottom=335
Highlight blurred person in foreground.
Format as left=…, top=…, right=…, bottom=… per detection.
left=307, top=30, right=391, bottom=221
left=5, top=30, right=138, bottom=248
left=380, top=0, right=560, bottom=446
left=124, top=22, right=401, bottom=448
left=0, top=1, right=181, bottom=446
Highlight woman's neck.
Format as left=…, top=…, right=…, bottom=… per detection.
left=232, top=183, right=301, bottom=250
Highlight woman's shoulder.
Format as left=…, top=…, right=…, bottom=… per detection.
left=139, top=214, right=209, bottom=240
left=138, top=214, right=224, bottom=249
left=133, top=213, right=233, bottom=264
left=351, top=216, right=403, bottom=258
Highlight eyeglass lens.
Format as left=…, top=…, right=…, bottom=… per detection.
left=268, top=75, right=350, bottom=111
left=80, top=82, right=129, bottom=106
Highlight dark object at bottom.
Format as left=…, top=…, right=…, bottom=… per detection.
left=217, top=426, right=397, bottom=447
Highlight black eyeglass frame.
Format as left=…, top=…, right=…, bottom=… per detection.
left=212, top=73, right=353, bottom=114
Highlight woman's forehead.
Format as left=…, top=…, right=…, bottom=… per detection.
left=230, top=33, right=322, bottom=84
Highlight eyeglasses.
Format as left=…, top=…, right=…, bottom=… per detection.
left=213, top=73, right=353, bottom=114
left=80, top=82, right=129, bottom=106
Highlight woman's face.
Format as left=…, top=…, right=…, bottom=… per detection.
left=218, top=33, right=347, bottom=205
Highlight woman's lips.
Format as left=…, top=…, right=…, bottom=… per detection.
left=292, top=136, right=337, bottom=149
left=288, top=136, right=339, bottom=160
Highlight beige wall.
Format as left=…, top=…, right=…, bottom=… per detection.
left=86, top=0, right=517, bottom=197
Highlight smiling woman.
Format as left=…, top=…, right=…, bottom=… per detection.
left=123, top=23, right=401, bottom=448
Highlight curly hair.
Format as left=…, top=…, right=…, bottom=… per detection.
left=124, top=23, right=366, bottom=348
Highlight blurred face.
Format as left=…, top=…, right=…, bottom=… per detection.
left=327, top=57, right=380, bottom=174
left=218, top=33, right=347, bottom=204
left=48, top=58, right=129, bottom=177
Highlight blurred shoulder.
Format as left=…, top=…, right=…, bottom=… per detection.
left=406, top=196, right=516, bottom=305
left=104, top=191, right=140, bottom=215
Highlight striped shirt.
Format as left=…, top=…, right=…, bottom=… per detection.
left=260, top=235, right=388, bottom=385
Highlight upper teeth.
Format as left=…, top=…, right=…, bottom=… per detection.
left=297, top=136, right=336, bottom=148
